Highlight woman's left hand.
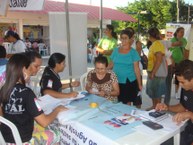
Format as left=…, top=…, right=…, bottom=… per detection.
left=149, top=72, right=155, bottom=79
left=71, top=81, right=80, bottom=87
left=98, top=91, right=106, bottom=97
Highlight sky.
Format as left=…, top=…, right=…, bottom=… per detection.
left=54, top=0, right=193, bottom=9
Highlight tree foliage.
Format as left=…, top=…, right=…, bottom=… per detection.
left=113, top=0, right=192, bottom=35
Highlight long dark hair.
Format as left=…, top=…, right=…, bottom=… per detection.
left=148, top=27, right=160, bottom=40
left=106, top=24, right=117, bottom=40
left=5, top=31, right=21, bottom=40
left=174, top=27, right=184, bottom=38
left=48, top=53, right=66, bottom=68
left=0, top=45, right=6, bottom=58
left=0, top=54, right=30, bottom=103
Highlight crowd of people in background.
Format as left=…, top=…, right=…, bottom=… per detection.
left=0, top=24, right=193, bottom=145
left=2, top=30, right=48, bottom=57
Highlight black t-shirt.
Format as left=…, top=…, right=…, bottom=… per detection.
left=40, top=66, right=62, bottom=96
left=180, top=89, right=193, bottom=134
left=1, top=83, right=43, bottom=143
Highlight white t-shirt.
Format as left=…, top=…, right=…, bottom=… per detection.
left=8, top=40, right=26, bottom=54
left=160, top=40, right=172, bottom=65
left=185, top=29, right=193, bottom=61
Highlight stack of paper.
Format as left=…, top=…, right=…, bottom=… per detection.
left=37, top=92, right=86, bottom=114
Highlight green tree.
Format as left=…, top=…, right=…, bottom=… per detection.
left=113, top=0, right=191, bottom=35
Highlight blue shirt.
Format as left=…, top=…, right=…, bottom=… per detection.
left=0, top=58, right=8, bottom=66
left=110, top=47, right=140, bottom=84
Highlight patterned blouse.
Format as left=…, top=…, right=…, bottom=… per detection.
left=87, top=69, right=118, bottom=101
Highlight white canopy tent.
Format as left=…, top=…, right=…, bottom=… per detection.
left=0, top=0, right=86, bottom=85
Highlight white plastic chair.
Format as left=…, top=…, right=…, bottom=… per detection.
left=80, top=72, right=88, bottom=91
left=0, top=116, right=22, bottom=145
left=38, top=43, right=48, bottom=56
left=2, top=42, right=11, bottom=53
left=30, top=66, right=45, bottom=97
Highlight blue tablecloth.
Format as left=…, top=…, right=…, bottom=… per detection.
left=61, top=94, right=143, bottom=140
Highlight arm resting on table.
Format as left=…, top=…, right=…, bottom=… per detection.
left=43, top=89, right=77, bottom=99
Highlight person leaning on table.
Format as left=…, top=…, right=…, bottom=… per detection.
left=156, top=59, right=193, bottom=145
left=86, top=55, right=119, bottom=102
left=0, top=53, right=68, bottom=144
left=24, top=51, right=62, bottom=144
left=40, top=53, right=80, bottom=98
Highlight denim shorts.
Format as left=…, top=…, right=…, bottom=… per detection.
left=146, top=76, right=166, bottom=98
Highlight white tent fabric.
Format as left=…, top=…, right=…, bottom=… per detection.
left=49, top=12, right=87, bottom=79
left=0, top=0, right=8, bottom=15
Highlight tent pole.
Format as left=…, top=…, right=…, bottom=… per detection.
left=99, top=0, right=103, bottom=39
left=65, top=0, right=73, bottom=91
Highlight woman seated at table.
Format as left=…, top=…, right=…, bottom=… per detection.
left=86, top=55, right=119, bottom=102
left=0, top=53, right=68, bottom=144
left=40, top=53, right=80, bottom=98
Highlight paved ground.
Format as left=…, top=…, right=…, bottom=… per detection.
left=87, top=62, right=179, bottom=110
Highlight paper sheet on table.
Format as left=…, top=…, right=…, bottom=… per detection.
left=137, top=114, right=186, bottom=133
left=65, top=92, right=85, bottom=101
left=80, top=103, right=143, bottom=140
left=158, top=115, right=186, bottom=131
left=131, top=109, right=145, bottom=117
left=57, top=107, right=93, bottom=124
left=37, top=93, right=86, bottom=114
left=135, top=125, right=158, bottom=135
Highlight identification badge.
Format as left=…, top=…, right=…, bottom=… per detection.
left=47, top=79, right=53, bottom=88
left=34, top=98, right=42, bottom=112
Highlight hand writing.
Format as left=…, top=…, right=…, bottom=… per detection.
left=69, top=91, right=78, bottom=98
left=155, top=103, right=168, bottom=111
left=71, top=81, right=80, bottom=87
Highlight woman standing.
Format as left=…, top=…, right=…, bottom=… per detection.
left=170, top=27, right=187, bottom=64
left=169, top=27, right=187, bottom=99
left=146, top=27, right=166, bottom=110
left=86, top=55, right=119, bottom=102
left=0, top=53, right=67, bottom=144
left=40, top=53, right=79, bottom=98
left=4, top=30, right=26, bottom=58
left=109, top=29, right=142, bottom=108
left=96, top=24, right=117, bottom=63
